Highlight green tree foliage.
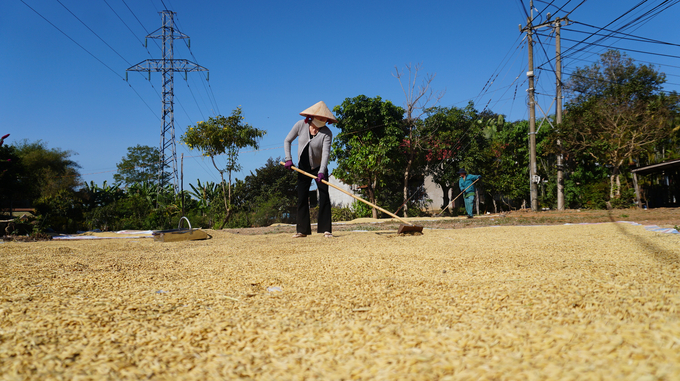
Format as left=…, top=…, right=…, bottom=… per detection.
left=560, top=50, right=675, bottom=199
left=12, top=139, right=81, bottom=201
left=181, top=107, right=265, bottom=226
left=331, top=95, right=405, bottom=218
left=114, top=145, right=166, bottom=186
left=81, top=181, right=189, bottom=232
left=0, top=134, right=23, bottom=215
left=188, top=179, right=221, bottom=227
left=2, top=139, right=82, bottom=227
left=230, top=157, right=297, bottom=227
left=483, top=120, right=532, bottom=210
left=33, top=189, right=85, bottom=233
left=422, top=104, right=482, bottom=210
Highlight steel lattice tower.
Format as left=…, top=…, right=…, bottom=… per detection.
left=127, top=10, right=208, bottom=193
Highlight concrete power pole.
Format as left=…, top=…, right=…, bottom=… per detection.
left=556, top=18, right=566, bottom=210
left=127, top=10, right=208, bottom=194
left=521, top=4, right=572, bottom=212
left=521, top=1, right=539, bottom=212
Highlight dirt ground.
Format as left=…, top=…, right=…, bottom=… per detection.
left=1, top=208, right=679, bottom=379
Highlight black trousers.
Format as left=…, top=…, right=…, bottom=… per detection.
left=297, top=166, right=332, bottom=235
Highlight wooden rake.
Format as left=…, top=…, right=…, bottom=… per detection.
left=436, top=178, right=480, bottom=217
left=281, top=162, right=424, bottom=235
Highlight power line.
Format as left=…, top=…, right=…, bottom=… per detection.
left=174, top=12, right=221, bottom=116
left=549, top=35, right=680, bottom=60
left=56, top=0, right=134, bottom=67
left=567, top=21, right=680, bottom=48
left=560, top=0, right=680, bottom=65
left=19, top=0, right=124, bottom=80
left=535, top=66, right=680, bottom=95
left=20, top=0, right=162, bottom=120
left=102, top=0, right=148, bottom=51
left=559, top=0, right=650, bottom=59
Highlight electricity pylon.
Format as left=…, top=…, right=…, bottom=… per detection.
left=127, top=10, right=208, bottom=194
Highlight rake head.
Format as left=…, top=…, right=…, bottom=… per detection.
left=397, top=224, right=424, bottom=235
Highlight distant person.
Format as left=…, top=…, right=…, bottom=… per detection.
left=458, top=169, right=481, bottom=218
left=284, top=101, right=336, bottom=238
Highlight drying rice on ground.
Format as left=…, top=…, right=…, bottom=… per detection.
left=1, top=222, right=679, bottom=380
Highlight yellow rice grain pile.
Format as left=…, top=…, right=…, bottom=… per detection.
left=1, top=222, right=679, bottom=380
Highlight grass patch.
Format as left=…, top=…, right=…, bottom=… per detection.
left=351, top=225, right=382, bottom=231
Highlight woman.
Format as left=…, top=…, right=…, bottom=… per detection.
left=284, top=101, right=336, bottom=238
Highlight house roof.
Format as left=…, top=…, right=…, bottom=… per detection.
left=631, top=159, right=680, bottom=175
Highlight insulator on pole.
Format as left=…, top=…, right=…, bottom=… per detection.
left=148, top=70, right=151, bottom=81
left=145, top=38, right=147, bottom=48
left=125, top=71, right=128, bottom=81
left=206, top=71, right=209, bottom=81
left=188, top=39, right=191, bottom=48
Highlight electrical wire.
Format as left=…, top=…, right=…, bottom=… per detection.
left=560, top=0, right=678, bottom=63
left=103, top=0, right=149, bottom=51
left=19, top=0, right=124, bottom=80
left=552, top=35, right=680, bottom=60
left=567, top=21, right=680, bottom=47
left=174, top=12, right=221, bottom=116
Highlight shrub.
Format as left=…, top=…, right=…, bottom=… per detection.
left=33, top=189, right=84, bottom=233
left=332, top=205, right=355, bottom=222
left=351, top=200, right=372, bottom=218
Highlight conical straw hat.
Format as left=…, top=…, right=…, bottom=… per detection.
left=300, top=101, right=337, bottom=124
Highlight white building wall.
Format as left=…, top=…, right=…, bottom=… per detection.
left=423, top=175, right=451, bottom=212
left=324, top=175, right=455, bottom=212
left=326, top=176, right=357, bottom=208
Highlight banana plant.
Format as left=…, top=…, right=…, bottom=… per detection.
left=82, top=180, right=123, bottom=208
left=188, top=179, right=220, bottom=214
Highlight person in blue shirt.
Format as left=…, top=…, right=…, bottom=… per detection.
left=458, top=169, right=481, bottom=218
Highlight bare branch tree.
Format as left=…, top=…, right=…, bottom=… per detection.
left=393, top=63, right=445, bottom=216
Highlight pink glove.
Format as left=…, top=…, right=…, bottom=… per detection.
left=284, top=160, right=293, bottom=171
left=316, top=172, right=325, bottom=183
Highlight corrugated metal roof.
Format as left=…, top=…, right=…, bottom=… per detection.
left=631, top=159, right=680, bottom=175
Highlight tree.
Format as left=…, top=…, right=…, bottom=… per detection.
left=0, top=134, right=23, bottom=215
left=482, top=119, right=532, bottom=210
left=231, top=157, right=298, bottom=227
left=114, top=145, right=166, bottom=186
left=12, top=139, right=81, bottom=201
left=561, top=50, right=674, bottom=199
left=393, top=63, right=445, bottom=216
left=422, top=104, right=482, bottom=211
left=181, top=107, right=265, bottom=226
left=331, top=95, right=405, bottom=218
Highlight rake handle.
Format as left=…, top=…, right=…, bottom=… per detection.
left=281, top=162, right=412, bottom=226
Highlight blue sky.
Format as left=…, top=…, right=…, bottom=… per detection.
left=2, top=0, right=679, bottom=188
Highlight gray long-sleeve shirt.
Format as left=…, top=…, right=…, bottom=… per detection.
left=284, top=119, right=333, bottom=174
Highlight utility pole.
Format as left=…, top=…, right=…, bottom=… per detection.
left=127, top=10, right=208, bottom=194
left=520, top=1, right=539, bottom=211
left=555, top=18, right=566, bottom=210
left=521, top=2, right=571, bottom=212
